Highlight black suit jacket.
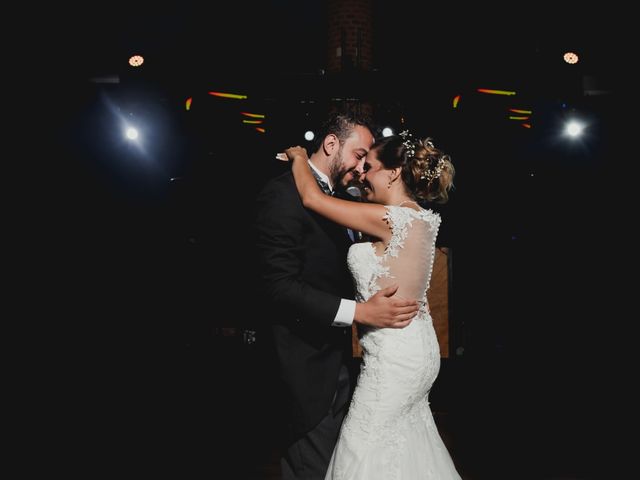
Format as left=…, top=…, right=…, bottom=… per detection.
left=255, top=171, right=354, bottom=435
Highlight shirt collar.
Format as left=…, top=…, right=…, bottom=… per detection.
left=308, top=160, right=333, bottom=191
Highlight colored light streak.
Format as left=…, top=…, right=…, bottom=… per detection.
left=208, top=91, right=248, bottom=99
left=477, top=88, right=516, bottom=96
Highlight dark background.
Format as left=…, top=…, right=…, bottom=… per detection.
left=28, top=2, right=627, bottom=478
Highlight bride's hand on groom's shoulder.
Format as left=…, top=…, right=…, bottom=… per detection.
left=276, top=146, right=308, bottom=162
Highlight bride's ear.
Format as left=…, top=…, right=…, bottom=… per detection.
left=390, top=167, right=401, bottom=184
left=323, top=134, right=339, bottom=156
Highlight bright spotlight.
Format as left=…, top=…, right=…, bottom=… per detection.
left=382, top=127, right=394, bottom=137
left=304, top=130, right=315, bottom=141
left=564, top=120, right=584, bottom=138
left=125, top=127, right=139, bottom=140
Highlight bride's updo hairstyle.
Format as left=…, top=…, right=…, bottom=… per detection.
left=373, top=130, right=455, bottom=204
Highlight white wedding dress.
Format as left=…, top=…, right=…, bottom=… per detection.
left=325, top=205, right=462, bottom=480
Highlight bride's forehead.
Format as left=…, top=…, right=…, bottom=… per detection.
left=365, top=150, right=381, bottom=163
left=363, top=158, right=383, bottom=173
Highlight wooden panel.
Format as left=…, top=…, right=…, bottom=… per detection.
left=428, top=247, right=450, bottom=358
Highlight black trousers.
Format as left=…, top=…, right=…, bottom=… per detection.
left=281, top=365, right=351, bottom=480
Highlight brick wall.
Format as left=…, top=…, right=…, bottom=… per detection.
left=327, top=0, right=373, bottom=73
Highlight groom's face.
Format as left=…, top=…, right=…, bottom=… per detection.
left=329, top=125, right=374, bottom=190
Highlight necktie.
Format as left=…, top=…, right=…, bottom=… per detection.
left=310, top=170, right=332, bottom=195
left=317, top=179, right=332, bottom=196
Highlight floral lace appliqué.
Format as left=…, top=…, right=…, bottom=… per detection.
left=382, top=205, right=440, bottom=258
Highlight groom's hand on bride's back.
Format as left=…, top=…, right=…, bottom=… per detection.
left=353, top=285, right=418, bottom=329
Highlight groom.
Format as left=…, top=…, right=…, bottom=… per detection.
left=255, top=113, right=418, bottom=479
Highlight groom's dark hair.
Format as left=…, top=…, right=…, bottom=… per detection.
left=311, top=112, right=374, bottom=153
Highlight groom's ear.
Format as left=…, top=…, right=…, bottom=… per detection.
left=323, top=134, right=339, bottom=156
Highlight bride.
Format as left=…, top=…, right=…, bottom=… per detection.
left=283, top=130, right=461, bottom=480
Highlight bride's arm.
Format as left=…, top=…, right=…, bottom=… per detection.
left=285, top=146, right=391, bottom=240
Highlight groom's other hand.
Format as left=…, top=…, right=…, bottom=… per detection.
left=353, top=285, right=418, bottom=328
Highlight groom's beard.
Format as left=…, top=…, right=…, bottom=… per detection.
left=330, top=149, right=360, bottom=195
left=334, top=172, right=359, bottom=196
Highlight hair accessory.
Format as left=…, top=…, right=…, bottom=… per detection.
left=398, top=130, right=416, bottom=158
left=400, top=131, right=446, bottom=185
left=420, top=156, right=446, bottom=184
